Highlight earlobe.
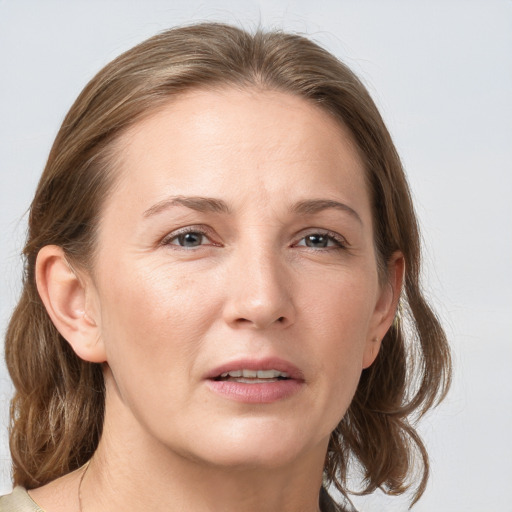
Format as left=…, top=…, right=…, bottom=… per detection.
left=363, top=251, right=405, bottom=369
left=362, top=337, right=381, bottom=369
left=36, top=245, right=106, bottom=363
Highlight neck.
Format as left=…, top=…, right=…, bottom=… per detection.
left=83, top=454, right=324, bottom=512
left=80, top=381, right=326, bottom=512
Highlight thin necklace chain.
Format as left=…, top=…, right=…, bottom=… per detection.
left=76, top=461, right=322, bottom=512
left=77, top=461, right=90, bottom=512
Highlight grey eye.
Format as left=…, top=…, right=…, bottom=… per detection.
left=173, top=232, right=205, bottom=247
left=304, top=234, right=329, bottom=248
left=296, top=232, right=345, bottom=249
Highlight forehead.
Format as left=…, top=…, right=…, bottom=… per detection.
left=108, top=87, right=370, bottom=218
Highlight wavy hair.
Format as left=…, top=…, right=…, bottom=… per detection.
left=5, top=22, right=451, bottom=507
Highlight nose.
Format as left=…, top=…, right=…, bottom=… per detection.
left=222, top=244, right=296, bottom=330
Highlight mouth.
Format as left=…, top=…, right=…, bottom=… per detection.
left=205, top=358, right=304, bottom=403
left=213, top=369, right=290, bottom=383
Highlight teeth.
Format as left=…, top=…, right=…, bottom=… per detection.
left=255, top=369, right=288, bottom=378
left=219, top=369, right=289, bottom=379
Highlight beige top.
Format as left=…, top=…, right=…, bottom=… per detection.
left=0, top=485, right=343, bottom=511
left=0, top=487, right=44, bottom=512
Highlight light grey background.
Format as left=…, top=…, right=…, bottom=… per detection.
left=1, top=1, right=511, bottom=511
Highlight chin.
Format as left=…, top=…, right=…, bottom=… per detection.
left=181, top=418, right=328, bottom=471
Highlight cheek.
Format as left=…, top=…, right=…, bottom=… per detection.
left=303, top=268, right=377, bottom=346
left=95, top=259, right=217, bottom=381
left=301, top=272, right=377, bottom=419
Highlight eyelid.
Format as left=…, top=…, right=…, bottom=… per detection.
left=293, top=229, right=349, bottom=249
left=159, top=225, right=348, bottom=250
left=160, top=225, right=219, bottom=247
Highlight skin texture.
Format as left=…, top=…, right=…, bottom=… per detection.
left=33, top=88, right=403, bottom=512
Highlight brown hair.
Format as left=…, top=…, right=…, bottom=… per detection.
left=5, top=22, right=451, bottom=506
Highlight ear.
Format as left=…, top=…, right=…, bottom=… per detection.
left=362, top=251, right=405, bottom=369
left=35, top=245, right=106, bottom=363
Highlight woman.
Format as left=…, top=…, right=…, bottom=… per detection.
left=1, top=23, right=451, bottom=511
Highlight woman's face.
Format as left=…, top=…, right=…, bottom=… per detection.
left=86, top=88, right=399, bottom=470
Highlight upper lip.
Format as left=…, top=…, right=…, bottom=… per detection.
left=206, top=357, right=305, bottom=381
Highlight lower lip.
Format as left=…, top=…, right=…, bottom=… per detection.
left=205, top=379, right=303, bottom=403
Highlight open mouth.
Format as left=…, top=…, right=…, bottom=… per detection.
left=213, top=369, right=290, bottom=383
left=206, top=362, right=302, bottom=402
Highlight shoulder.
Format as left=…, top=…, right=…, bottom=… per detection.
left=320, top=487, right=357, bottom=512
left=0, top=487, right=45, bottom=512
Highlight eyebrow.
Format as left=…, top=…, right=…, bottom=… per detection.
left=143, top=195, right=362, bottom=224
left=143, top=195, right=231, bottom=217
left=292, top=199, right=362, bottom=224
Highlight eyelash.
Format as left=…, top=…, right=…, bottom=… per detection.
left=293, top=230, right=347, bottom=250
left=161, top=226, right=217, bottom=249
left=160, top=227, right=348, bottom=251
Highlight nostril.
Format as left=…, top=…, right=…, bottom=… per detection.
left=234, top=316, right=286, bottom=327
